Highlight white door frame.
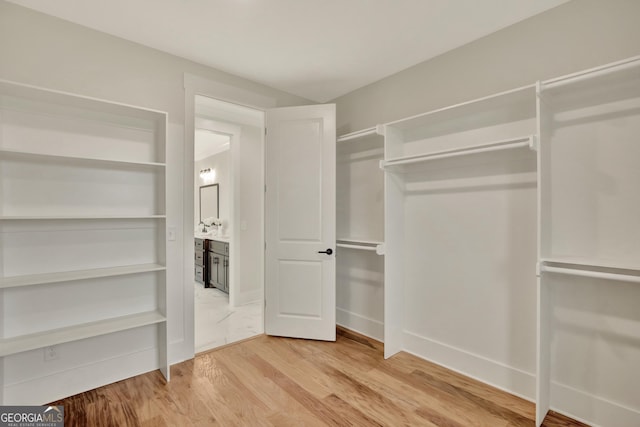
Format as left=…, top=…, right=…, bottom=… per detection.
left=183, top=74, right=276, bottom=358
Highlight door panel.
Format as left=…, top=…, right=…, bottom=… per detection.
left=265, top=104, right=336, bottom=341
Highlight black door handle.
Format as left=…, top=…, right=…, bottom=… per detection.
left=317, top=248, right=333, bottom=255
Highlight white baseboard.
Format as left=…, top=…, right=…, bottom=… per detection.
left=402, top=330, right=535, bottom=402
left=336, top=308, right=384, bottom=342
left=235, top=289, right=262, bottom=307
left=550, top=381, right=640, bottom=427
left=4, top=348, right=161, bottom=405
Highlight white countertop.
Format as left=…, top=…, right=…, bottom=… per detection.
left=195, top=233, right=230, bottom=243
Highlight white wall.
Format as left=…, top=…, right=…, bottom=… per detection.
left=234, top=125, right=264, bottom=305
left=334, top=0, right=640, bottom=133
left=195, top=150, right=231, bottom=228
left=332, top=0, right=640, bottom=425
left=0, top=0, right=309, bottom=404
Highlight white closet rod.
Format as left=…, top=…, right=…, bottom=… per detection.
left=337, top=243, right=378, bottom=251
left=542, top=55, right=640, bottom=90
left=541, top=265, right=640, bottom=284
left=337, top=125, right=383, bottom=143
left=336, top=241, right=385, bottom=255
left=383, top=136, right=533, bottom=167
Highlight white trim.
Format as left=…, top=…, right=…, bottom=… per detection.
left=184, top=74, right=276, bottom=109
left=3, top=347, right=160, bottom=405
left=403, top=330, right=536, bottom=402
left=183, top=73, right=272, bottom=359
left=236, top=289, right=263, bottom=307
left=336, top=308, right=384, bottom=342
left=550, top=381, right=640, bottom=427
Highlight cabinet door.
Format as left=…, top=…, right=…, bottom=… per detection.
left=223, top=255, right=229, bottom=293
left=209, top=253, right=221, bottom=289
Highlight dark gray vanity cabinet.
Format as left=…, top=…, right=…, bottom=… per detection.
left=208, top=240, right=229, bottom=294
left=194, top=238, right=210, bottom=287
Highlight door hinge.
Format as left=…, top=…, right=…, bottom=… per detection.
left=264, top=241, right=267, bottom=251
left=264, top=185, right=267, bottom=193
left=264, top=128, right=267, bottom=136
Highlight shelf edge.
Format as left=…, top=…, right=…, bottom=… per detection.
left=0, top=263, right=166, bottom=289
left=0, top=311, right=167, bottom=358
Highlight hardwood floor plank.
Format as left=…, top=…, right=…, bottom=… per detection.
left=321, top=393, right=385, bottom=427
left=390, top=351, right=535, bottom=419
left=410, top=369, right=531, bottom=427
left=316, top=363, right=439, bottom=427
left=51, top=329, right=587, bottom=427
left=246, top=351, right=352, bottom=426
left=244, top=336, right=336, bottom=399
left=542, top=411, right=589, bottom=427
left=364, top=364, right=509, bottom=426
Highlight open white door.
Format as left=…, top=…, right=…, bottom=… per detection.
left=265, top=104, right=336, bottom=341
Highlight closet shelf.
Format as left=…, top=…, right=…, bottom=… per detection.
left=0, top=263, right=166, bottom=289
left=337, top=125, right=383, bottom=143
left=385, top=85, right=536, bottom=131
left=382, top=135, right=535, bottom=170
left=541, top=55, right=640, bottom=90
left=336, top=238, right=384, bottom=255
left=0, top=310, right=166, bottom=358
left=0, top=214, right=166, bottom=220
left=0, top=79, right=167, bottom=124
left=0, top=148, right=166, bottom=168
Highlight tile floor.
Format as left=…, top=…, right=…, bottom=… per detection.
left=194, top=282, right=264, bottom=353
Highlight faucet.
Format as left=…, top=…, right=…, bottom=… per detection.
left=199, top=222, right=208, bottom=233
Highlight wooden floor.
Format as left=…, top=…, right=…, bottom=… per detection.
left=52, top=329, right=586, bottom=426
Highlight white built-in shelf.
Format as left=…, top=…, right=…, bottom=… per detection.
left=0, top=148, right=166, bottom=168
left=336, top=238, right=385, bottom=255
left=0, top=78, right=170, bottom=399
left=385, top=85, right=536, bottom=132
left=0, top=310, right=166, bottom=358
left=0, top=215, right=166, bottom=220
left=540, top=257, right=640, bottom=283
left=382, top=135, right=535, bottom=170
left=0, top=263, right=166, bottom=289
left=337, top=125, right=383, bottom=143
left=0, top=79, right=167, bottom=125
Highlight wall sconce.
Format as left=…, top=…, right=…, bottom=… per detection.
left=200, top=168, right=215, bottom=182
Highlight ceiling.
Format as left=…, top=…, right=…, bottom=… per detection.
left=194, top=130, right=230, bottom=161
left=8, top=0, right=568, bottom=102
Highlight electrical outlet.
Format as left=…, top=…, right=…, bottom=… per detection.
left=44, top=346, right=59, bottom=362
left=167, top=226, right=176, bottom=241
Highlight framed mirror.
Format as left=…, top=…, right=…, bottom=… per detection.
left=199, top=184, right=219, bottom=221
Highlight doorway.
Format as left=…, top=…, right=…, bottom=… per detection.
left=193, top=95, right=265, bottom=353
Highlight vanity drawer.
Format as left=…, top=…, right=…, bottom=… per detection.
left=195, top=265, right=204, bottom=284
left=195, top=250, right=205, bottom=266
left=210, top=240, right=229, bottom=255
left=195, top=238, right=205, bottom=250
